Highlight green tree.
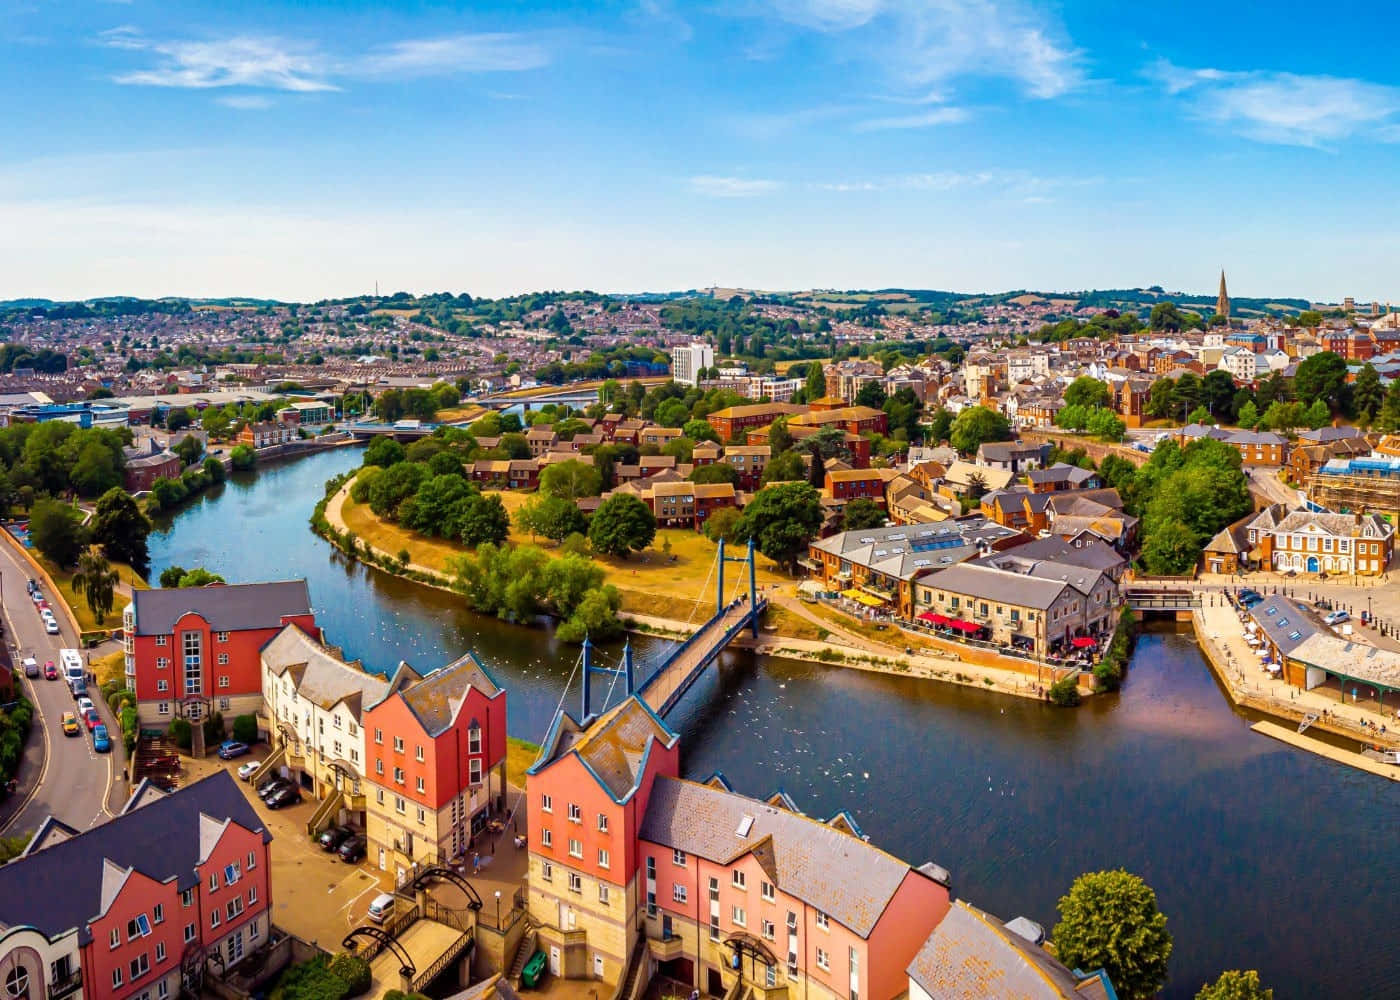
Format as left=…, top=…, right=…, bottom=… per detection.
left=1378, top=378, right=1400, bottom=433
left=703, top=506, right=744, bottom=544
left=842, top=498, right=886, bottom=531
left=1304, top=397, right=1331, bottom=429
left=367, top=461, right=427, bottom=520
left=690, top=463, right=739, bottom=485
left=761, top=449, right=805, bottom=485
left=1293, top=351, right=1347, bottom=408
left=1097, top=454, right=1137, bottom=493
left=1053, top=870, right=1172, bottom=1000
left=202, top=455, right=226, bottom=485
left=72, top=548, right=119, bottom=625
left=807, top=445, right=826, bottom=489
left=1141, top=518, right=1200, bottom=575
left=736, top=482, right=823, bottom=571
left=177, top=568, right=225, bottom=587
left=766, top=417, right=793, bottom=456
left=854, top=381, right=886, bottom=408
left=517, top=493, right=588, bottom=544
left=1235, top=399, right=1259, bottom=429
left=805, top=361, right=827, bottom=401
left=1064, top=376, right=1110, bottom=409
left=1201, top=369, right=1237, bottom=419
left=949, top=405, right=1012, bottom=455
left=364, top=436, right=406, bottom=468
left=654, top=397, right=690, bottom=428
left=1149, top=301, right=1194, bottom=332
left=159, top=565, right=187, bottom=588
left=1296, top=309, right=1323, bottom=328
left=400, top=474, right=474, bottom=537
left=1352, top=363, right=1383, bottom=419
left=70, top=439, right=122, bottom=497
left=92, top=487, right=152, bottom=575
left=1187, top=406, right=1212, bottom=425
left=1196, top=970, right=1273, bottom=1000
left=927, top=407, right=954, bottom=445
left=1048, top=676, right=1081, bottom=707
left=540, top=459, right=603, bottom=502
left=1146, top=378, right=1176, bottom=420
left=459, top=493, right=511, bottom=547
left=588, top=494, right=657, bottom=557
left=230, top=443, right=256, bottom=470
left=30, top=498, right=85, bottom=567
left=174, top=434, right=204, bottom=466
left=683, top=418, right=720, bottom=444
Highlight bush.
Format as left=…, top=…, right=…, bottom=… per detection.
left=275, top=955, right=352, bottom=1000
left=231, top=444, right=257, bottom=470
left=168, top=718, right=192, bottom=750
left=232, top=714, right=258, bottom=745
left=327, top=954, right=371, bottom=998
left=202, top=710, right=225, bottom=747
left=1093, top=608, right=1138, bottom=693
left=1049, top=676, right=1082, bottom=707
left=120, top=706, right=138, bottom=754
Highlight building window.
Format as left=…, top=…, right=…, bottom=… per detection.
left=395, top=796, right=406, bottom=814
left=376, top=788, right=385, bottom=805
left=112, top=970, right=124, bottom=989
left=415, top=744, right=424, bottom=762
left=541, top=828, right=552, bottom=847
left=541, top=794, right=552, bottom=813
left=215, top=631, right=229, bottom=643
left=153, top=903, right=164, bottom=924
left=376, top=759, right=384, bottom=775
left=816, top=947, right=830, bottom=971
left=597, top=813, right=608, bottom=832
left=541, top=861, right=553, bottom=882
left=156, top=635, right=167, bottom=646
left=468, top=725, right=481, bottom=754
left=182, top=889, right=193, bottom=907
left=157, top=679, right=169, bottom=692
left=211, top=910, right=221, bottom=929
left=110, top=928, right=120, bottom=950
left=673, top=849, right=686, bottom=866
left=374, top=728, right=383, bottom=744
left=248, top=885, right=257, bottom=905
left=761, top=881, right=775, bottom=902
left=155, top=941, right=166, bottom=962
left=598, top=849, right=610, bottom=869
left=762, top=918, right=775, bottom=941
left=732, top=870, right=746, bottom=890
left=673, top=884, right=688, bottom=904
left=219, top=697, right=230, bottom=711
left=184, top=924, right=196, bottom=943
left=568, top=872, right=582, bottom=894
left=416, top=777, right=425, bottom=793
left=567, top=803, right=581, bottom=823
left=469, top=758, right=482, bottom=785
left=217, top=654, right=229, bottom=667
left=732, top=905, right=746, bottom=927
left=394, top=767, right=404, bottom=784
left=417, top=808, right=426, bottom=825
left=568, top=838, right=582, bottom=859
left=250, top=918, right=260, bottom=942
left=158, top=702, right=170, bottom=715
left=182, top=631, right=202, bottom=696
left=815, top=910, right=829, bottom=930
left=393, top=736, right=404, bottom=753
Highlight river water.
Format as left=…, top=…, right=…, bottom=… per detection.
left=149, top=447, right=1400, bottom=998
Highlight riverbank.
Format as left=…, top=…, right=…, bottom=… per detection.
left=319, top=483, right=1066, bottom=702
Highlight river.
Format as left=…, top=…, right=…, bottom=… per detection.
left=148, top=447, right=1400, bottom=999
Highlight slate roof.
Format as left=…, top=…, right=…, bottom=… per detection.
left=811, top=519, right=1023, bottom=582
left=916, top=563, right=1072, bottom=611
left=988, top=536, right=1126, bottom=575
left=0, top=770, right=268, bottom=943
left=908, top=901, right=1107, bottom=1000
left=129, top=580, right=311, bottom=636
left=261, top=624, right=398, bottom=719
left=639, top=776, right=927, bottom=939
left=530, top=696, right=679, bottom=804
left=398, top=651, right=503, bottom=737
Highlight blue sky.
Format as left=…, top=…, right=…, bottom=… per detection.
left=3, top=0, right=1400, bottom=302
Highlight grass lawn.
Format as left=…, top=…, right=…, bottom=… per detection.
left=506, top=737, right=540, bottom=789
left=339, top=490, right=797, bottom=614
left=434, top=405, right=487, bottom=424
left=37, top=555, right=149, bottom=636
left=93, top=650, right=126, bottom=688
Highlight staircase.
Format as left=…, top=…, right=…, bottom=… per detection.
left=508, top=917, right=537, bottom=987
left=306, top=789, right=344, bottom=837
left=247, top=745, right=285, bottom=787
left=1298, top=712, right=1320, bottom=734
left=614, top=932, right=649, bottom=1000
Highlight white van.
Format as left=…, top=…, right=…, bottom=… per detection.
left=367, top=893, right=396, bottom=924
left=60, top=649, right=83, bottom=685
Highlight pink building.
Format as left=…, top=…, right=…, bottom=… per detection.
left=0, top=771, right=272, bottom=1000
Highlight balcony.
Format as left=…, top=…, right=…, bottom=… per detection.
left=48, top=969, right=82, bottom=999
left=648, top=933, right=685, bottom=962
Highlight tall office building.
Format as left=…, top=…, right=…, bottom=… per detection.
left=671, top=342, right=715, bottom=386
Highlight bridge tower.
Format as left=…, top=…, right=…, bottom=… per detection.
left=716, top=537, right=761, bottom=638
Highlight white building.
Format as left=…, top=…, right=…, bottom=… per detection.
left=1219, top=347, right=1257, bottom=382
left=670, top=342, right=714, bottom=386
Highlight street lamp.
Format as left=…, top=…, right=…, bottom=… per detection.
left=495, top=889, right=501, bottom=928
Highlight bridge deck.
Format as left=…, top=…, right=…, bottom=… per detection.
left=639, top=596, right=764, bottom=716
left=367, top=919, right=465, bottom=998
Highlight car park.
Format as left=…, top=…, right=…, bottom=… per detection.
left=337, top=835, right=367, bottom=863
left=237, top=760, right=262, bottom=781
left=60, top=712, right=79, bottom=736
left=265, top=785, right=302, bottom=809
left=92, top=724, right=111, bottom=753
left=21, top=657, right=38, bottom=678
left=317, top=826, right=353, bottom=851
left=43, top=661, right=58, bottom=680
left=217, top=740, right=250, bottom=760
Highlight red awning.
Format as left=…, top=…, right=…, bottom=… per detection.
left=948, top=619, right=981, bottom=633
left=1071, top=636, right=1097, bottom=649
left=919, top=612, right=950, bottom=624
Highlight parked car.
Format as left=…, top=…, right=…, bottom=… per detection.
left=25, top=578, right=35, bottom=594
left=60, top=712, right=79, bottom=736
left=237, top=760, right=262, bottom=781
left=45, top=619, right=60, bottom=635
left=1325, top=610, right=1350, bottom=627
left=92, top=724, right=112, bottom=753
left=76, top=696, right=94, bottom=716
left=30, top=590, right=43, bottom=604
left=265, top=785, right=302, bottom=809
left=317, top=826, right=353, bottom=852
left=337, top=835, right=367, bottom=863
left=257, top=775, right=290, bottom=799
left=217, top=740, right=251, bottom=760
left=43, top=661, right=58, bottom=680
left=21, top=657, right=38, bottom=678
left=82, top=707, right=100, bottom=731
left=366, top=893, right=395, bottom=924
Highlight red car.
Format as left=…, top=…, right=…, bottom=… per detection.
left=43, top=661, right=58, bottom=680
left=83, top=707, right=100, bottom=731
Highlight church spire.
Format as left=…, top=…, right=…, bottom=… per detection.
left=1216, top=270, right=1230, bottom=321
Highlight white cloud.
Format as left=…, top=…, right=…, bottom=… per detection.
left=105, top=32, right=338, bottom=91
left=216, top=94, right=274, bottom=110
left=358, top=33, right=550, bottom=77
left=690, top=175, right=782, bottom=197
left=757, top=0, right=1083, bottom=99
left=854, top=106, right=970, bottom=131
left=1148, top=59, right=1400, bottom=147
left=635, top=0, right=693, bottom=42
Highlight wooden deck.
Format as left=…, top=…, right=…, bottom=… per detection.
left=1251, top=721, right=1400, bottom=782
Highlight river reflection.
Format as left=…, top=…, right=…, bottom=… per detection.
left=149, top=447, right=1400, bottom=998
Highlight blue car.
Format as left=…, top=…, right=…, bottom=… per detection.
left=92, top=724, right=112, bottom=753
left=217, top=740, right=251, bottom=760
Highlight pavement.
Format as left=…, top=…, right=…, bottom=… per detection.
left=0, top=537, right=121, bottom=840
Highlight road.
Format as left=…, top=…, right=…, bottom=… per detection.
left=0, top=541, right=116, bottom=839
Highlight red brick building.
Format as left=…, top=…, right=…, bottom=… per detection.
left=648, top=481, right=738, bottom=529
left=124, top=451, right=183, bottom=493
left=789, top=405, right=888, bottom=436
left=707, top=403, right=806, bottom=443
left=124, top=581, right=318, bottom=728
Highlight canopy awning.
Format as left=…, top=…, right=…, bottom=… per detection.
left=919, top=612, right=950, bottom=624
left=841, top=589, right=884, bottom=608
left=1070, top=636, right=1097, bottom=649
left=948, top=619, right=982, bottom=633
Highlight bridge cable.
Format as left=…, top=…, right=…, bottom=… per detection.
left=685, top=545, right=721, bottom=626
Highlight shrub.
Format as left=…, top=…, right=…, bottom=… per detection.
left=1049, top=676, right=1082, bottom=707
left=231, top=444, right=257, bottom=470
left=120, top=706, right=138, bottom=753
left=202, top=710, right=225, bottom=747
left=168, top=718, right=192, bottom=750
left=232, top=714, right=258, bottom=745
left=327, top=954, right=371, bottom=998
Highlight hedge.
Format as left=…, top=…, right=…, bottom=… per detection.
left=0, top=698, right=34, bottom=798
left=232, top=714, right=259, bottom=745
left=1092, top=607, right=1139, bottom=692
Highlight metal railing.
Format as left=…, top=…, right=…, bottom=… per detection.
left=47, top=969, right=82, bottom=999
left=411, top=932, right=474, bottom=993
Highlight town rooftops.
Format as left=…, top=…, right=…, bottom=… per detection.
left=916, top=562, right=1075, bottom=610
left=529, top=696, right=679, bottom=804
left=1263, top=509, right=1394, bottom=540
left=812, top=519, right=1023, bottom=581
left=639, top=775, right=938, bottom=939
left=0, top=770, right=268, bottom=942
left=908, top=900, right=1112, bottom=1000
left=261, top=624, right=403, bottom=718
left=1298, top=425, right=1366, bottom=444
left=708, top=402, right=807, bottom=420
left=397, top=651, right=504, bottom=737
left=128, top=579, right=312, bottom=636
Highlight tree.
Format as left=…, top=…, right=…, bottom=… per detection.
left=202, top=455, right=226, bottom=485
left=1187, top=406, right=1212, bottom=425
left=588, top=494, right=657, bottom=557
left=1141, top=518, right=1199, bottom=575
left=1064, top=376, right=1110, bottom=410
left=1196, top=970, right=1273, bottom=1000
left=1053, top=870, right=1172, bottom=1000
left=1146, top=378, right=1175, bottom=420
left=703, top=506, right=744, bottom=544
left=1201, top=369, right=1237, bottom=419
left=1304, top=397, right=1331, bottom=430
left=72, top=549, right=119, bottom=625
left=690, top=463, right=738, bottom=485
left=176, top=568, right=225, bottom=587
left=30, top=498, right=85, bottom=567
left=1353, top=363, right=1383, bottom=419
left=1236, top=399, right=1259, bottom=429
left=683, top=418, right=720, bottom=444
left=540, top=460, right=603, bottom=502
left=1379, top=378, right=1400, bottom=433
left=949, top=406, right=1012, bottom=455
left=174, top=434, right=203, bottom=467
left=460, top=494, right=511, bottom=547
left=761, top=450, right=805, bottom=485
left=70, top=439, right=122, bottom=497
left=1097, top=454, right=1137, bottom=493
left=400, top=474, right=473, bottom=537
left=927, top=407, right=954, bottom=445
left=164, top=407, right=193, bottom=432
left=842, top=498, right=886, bottom=531
left=805, top=362, right=826, bottom=401
left=517, top=494, right=587, bottom=543
left=854, top=381, right=886, bottom=408
left=367, top=461, right=426, bottom=520
left=364, top=436, right=406, bottom=468
left=654, top=398, right=690, bottom=428
left=230, top=443, right=256, bottom=470
left=766, top=417, right=793, bottom=456
left=1149, top=301, right=1194, bottom=332
left=807, top=445, right=826, bottom=489
left=1296, top=309, right=1323, bottom=328
left=159, top=565, right=187, bottom=588
left=92, top=487, right=152, bottom=575
left=736, top=482, right=823, bottom=571
left=1293, top=351, right=1347, bottom=408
